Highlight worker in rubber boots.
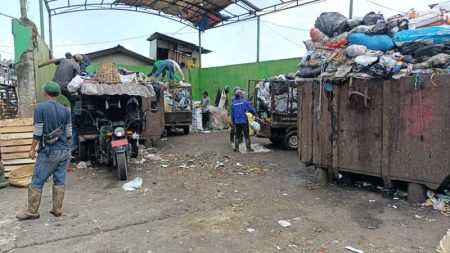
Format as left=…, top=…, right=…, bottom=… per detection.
left=16, top=81, right=72, bottom=221
left=231, top=89, right=257, bottom=152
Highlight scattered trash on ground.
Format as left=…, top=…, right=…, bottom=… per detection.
left=278, top=220, right=292, bottom=227
left=246, top=228, right=256, bottom=233
left=76, top=161, right=87, bottom=169
left=160, top=164, right=169, bottom=168
left=345, top=246, right=364, bottom=253
left=215, top=162, right=225, bottom=169
left=122, top=177, right=143, bottom=191
left=436, top=230, right=450, bottom=253
left=423, top=190, right=450, bottom=216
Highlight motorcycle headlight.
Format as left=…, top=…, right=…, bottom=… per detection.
left=114, top=127, right=125, bottom=137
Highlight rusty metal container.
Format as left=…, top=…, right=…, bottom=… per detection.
left=297, top=75, right=450, bottom=191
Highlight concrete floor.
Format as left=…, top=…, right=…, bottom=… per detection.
left=0, top=131, right=448, bottom=253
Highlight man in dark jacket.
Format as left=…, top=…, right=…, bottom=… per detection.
left=231, top=89, right=257, bottom=152
left=16, top=81, right=72, bottom=220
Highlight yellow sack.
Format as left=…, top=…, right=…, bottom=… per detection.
left=246, top=112, right=255, bottom=136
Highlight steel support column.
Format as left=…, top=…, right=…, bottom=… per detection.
left=349, top=0, right=354, bottom=19
left=20, top=0, right=27, bottom=18
left=39, top=0, right=45, bottom=41
left=257, top=16, right=260, bottom=62
left=49, top=14, right=53, bottom=51
left=198, top=30, right=202, bottom=69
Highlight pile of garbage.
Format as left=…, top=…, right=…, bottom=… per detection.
left=297, top=4, right=450, bottom=82
left=163, top=83, right=192, bottom=112
left=255, top=73, right=298, bottom=120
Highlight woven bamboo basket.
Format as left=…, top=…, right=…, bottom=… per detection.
left=96, top=63, right=121, bottom=84
left=8, top=164, right=34, bottom=187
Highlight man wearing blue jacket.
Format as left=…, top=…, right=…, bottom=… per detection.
left=231, top=89, right=257, bottom=152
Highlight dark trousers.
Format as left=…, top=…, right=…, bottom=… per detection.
left=235, top=123, right=249, bottom=140
left=202, top=111, right=209, bottom=130
left=61, top=90, right=78, bottom=151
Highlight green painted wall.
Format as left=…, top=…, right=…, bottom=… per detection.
left=186, top=58, right=300, bottom=100
left=12, top=19, right=32, bottom=63
left=34, top=36, right=56, bottom=102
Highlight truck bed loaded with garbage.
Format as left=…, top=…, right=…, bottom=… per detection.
left=295, top=8, right=450, bottom=202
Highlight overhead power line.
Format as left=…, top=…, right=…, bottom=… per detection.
left=365, top=0, right=406, bottom=14
left=0, top=12, right=18, bottom=19
left=262, top=22, right=305, bottom=48
left=54, top=27, right=197, bottom=47
left=261, top=20, right=309, bottom=32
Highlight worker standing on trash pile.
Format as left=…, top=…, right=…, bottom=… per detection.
left=148, top=59, right=185, bottom=83
left=231, top=89, right=257, bottom=153
left=38, top=54, right=82, bottom=156
left=16, top=81, right=72, bottom=221
left=200, top=91, right=210, bottom=130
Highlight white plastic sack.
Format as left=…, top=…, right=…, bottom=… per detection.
left=218, top=90, right=227, bottom=109
left=122, top=177, right=143, bottom=191
left=379, top=56, right=397, bottom=69
left=355, top=55, right=378, bottom=66
left=192, top=105, right=203, bottom=131
left=251, top=121, right=260, bottom=132
left=67, top=75, right=83, bottom=92
left=345, top=45, right=368, bottom=57
left=119, top=74, right=137, bottom=85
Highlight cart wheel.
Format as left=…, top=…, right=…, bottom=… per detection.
left=183, top=126, right=190, bottom=135
left=284, top=130, right=298, bottom=150
left=117, top=152, right=127, bottom=181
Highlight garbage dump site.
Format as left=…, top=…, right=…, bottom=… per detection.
left=0, top=0, right=449, bottom=252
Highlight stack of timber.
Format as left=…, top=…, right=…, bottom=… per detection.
left=0, top=118, right=34, bottom=177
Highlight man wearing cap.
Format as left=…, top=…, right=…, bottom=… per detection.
left=16, top=81, right=72, bottom=221
left=231, top=89, right=257, bottom=152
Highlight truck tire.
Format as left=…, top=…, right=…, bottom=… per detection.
left=117, top=152, right=128, bottom=181
left=269, top=136, right=283, bottom=145
left=284, top=130, right=298, bottom=150
left=79, top=141, right=88, bottom=162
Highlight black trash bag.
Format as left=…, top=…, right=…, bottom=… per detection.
left=399, top=42, right=429, bottom=57
left=368, top=63, right=391, bottom=79
left=415, top=45, right=445, bottom=61
left=387, top=18, right=408, bottom=35
left=347, top=18, right=363, bottom=30
left=285, top=73, right=296, bottom=80
left=214, top=88, right=221, bottom=107
left=363, top=11, right=384, bottom=25
left=296, top=66, right=323, bottom=78
left=314, top=12, right=349, bottom=38
left=366, top=20, right=388, bottom=35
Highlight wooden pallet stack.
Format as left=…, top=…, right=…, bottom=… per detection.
left=0, top=118, right=35, bottom=178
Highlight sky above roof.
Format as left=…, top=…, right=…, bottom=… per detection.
left=0, top=0, right=438, bottom=68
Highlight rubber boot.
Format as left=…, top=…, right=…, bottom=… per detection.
left=233, top=139, right=240, bottom=152
left=0, top=165, right=8, bottom=189
left=245, top=139, right=254, bottom=152
left=50, top=185, right=65, bottom=217
left=16, top=187, right=42, bottom=220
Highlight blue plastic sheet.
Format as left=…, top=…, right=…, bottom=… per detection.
left=393, top=26, right=450, bottom=47
left=348, top=33, right=394, bottom=52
